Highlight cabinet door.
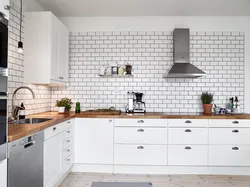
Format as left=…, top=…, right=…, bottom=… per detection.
left=44, top=133, right=62, bottom=187
left=0, top=0, right=9, bottom=19
left=74, top=118, right=114, bottom=164
left=58, top=22, right=69, bottom=82
left=50, top=15, right=59, bottom=82
left=0, top=159, right=7, bottom=187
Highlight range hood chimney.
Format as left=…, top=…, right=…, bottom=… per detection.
left=163, top=28, right=206, bottom=78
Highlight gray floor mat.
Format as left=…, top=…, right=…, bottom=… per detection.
left=92, top=182, right=152, bottom=187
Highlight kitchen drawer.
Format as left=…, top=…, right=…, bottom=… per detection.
left=168, top=145, right=208, bottom=166
left=114, top=119, right=167, bottom=127
left=62, top=154, right=73, bottom=172
left=44, top=119, right=73, bottom=140
left=209, top=128, right=250, bottom=145
left=114, top=144, right=167, bottom=165
left=209, top=145, right=250, bottom=166
left=114, top=127, right=167, bottom=144
left=63, top=127, right=73, bottom=140
left=62, top=146, right=72, bottom=159
left=168, top=119, right=208, bottom=127
left=63, top=136, right=73, bottom=150
left=209, top=119, right=250, bottom=127
left=169, top=128, right=208, bottom=145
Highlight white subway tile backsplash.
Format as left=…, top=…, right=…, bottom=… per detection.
left=49, top=30, right=245, bottom=112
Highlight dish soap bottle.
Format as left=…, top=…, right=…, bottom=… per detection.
left=19, top=103, right=25, bottom=119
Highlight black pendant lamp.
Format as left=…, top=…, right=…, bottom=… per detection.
left=18, top=0, right=23, bottom=53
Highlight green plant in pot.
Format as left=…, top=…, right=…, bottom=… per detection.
left=56, top=98, right=73, bottom=113
left=201, top=92, right=213, bottom=114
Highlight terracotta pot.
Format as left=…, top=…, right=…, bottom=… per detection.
left=203, top=104, right=213, bottom=114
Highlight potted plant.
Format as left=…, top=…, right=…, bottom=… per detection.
left=201, top=92, right=213, bottom=114
left=56, top=98, right=73, bottom=113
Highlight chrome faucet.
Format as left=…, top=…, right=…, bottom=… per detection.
left=12, top=86, right=35, bottom=119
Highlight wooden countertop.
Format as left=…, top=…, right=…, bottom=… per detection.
left=8, top=111, right=250, bottom=142
left=8, top=112, right=75, bottom=142
left=76, top=112, right=250, bottom=119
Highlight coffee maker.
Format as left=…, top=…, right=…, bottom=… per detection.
left=125, top=92, right=146, bottom=114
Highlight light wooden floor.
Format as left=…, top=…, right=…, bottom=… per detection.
left=59, top=173, right=250, bottom=187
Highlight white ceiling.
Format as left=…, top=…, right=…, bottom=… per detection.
left=36, top=0, right=250, bottom=17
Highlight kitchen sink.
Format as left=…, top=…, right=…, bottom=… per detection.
left=10, top=118, right=53, bottom=124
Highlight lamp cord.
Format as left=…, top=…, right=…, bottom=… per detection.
left=19, top=0, right=22, bottom=42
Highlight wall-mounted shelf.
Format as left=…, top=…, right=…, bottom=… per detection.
left=98, top=74, right=133, bottom=78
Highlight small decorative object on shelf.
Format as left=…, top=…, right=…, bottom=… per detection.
left=201, top=92, right=213, bottom=114
left=98, top=62, right=133, bottom=78
left=125, top=63, right=132, bottom=75
left=56, top=98, right=73, bottom=113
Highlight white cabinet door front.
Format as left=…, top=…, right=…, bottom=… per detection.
left=74, top=118, right=114, bottom=164
left=168, top=145, right=208, bottom=166
left=114, top=144, right=167, bottom=166
left=58, top=21, right=69, bottom=82
left=209, top=145, right=250, bottom=166
left=44, top=133, right=62, bottom=187
left=0, top=159, right=7, bottom=187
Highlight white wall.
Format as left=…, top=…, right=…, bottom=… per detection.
left=60, top=16, right=250, bottom=113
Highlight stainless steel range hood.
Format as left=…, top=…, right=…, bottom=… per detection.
left=163, top=28, right=206, bottom=78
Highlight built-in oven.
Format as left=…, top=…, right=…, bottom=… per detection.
left=0, top=14, right=8, bottom=96
left=0, top=98, right=7, bottom=161
left=0, top=14, right=8, bottom=162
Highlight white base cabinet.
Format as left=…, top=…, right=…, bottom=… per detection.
left=74, top=118, right=114, bottom=165
left=44, top=119, right=74, bottom=187
left=0, top=159, right=7, bottom=187
left=72, top=118, right=250, bottom=175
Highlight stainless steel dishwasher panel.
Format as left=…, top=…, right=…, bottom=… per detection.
left=8, top=131, right=44, bottom=187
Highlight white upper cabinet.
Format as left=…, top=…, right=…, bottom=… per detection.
left=24, top=11, right=69, bottom=86
left=0, top=0, right=9, bottom=19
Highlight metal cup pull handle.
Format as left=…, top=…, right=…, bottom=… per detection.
left=232, top=129, right=239, bottom=133
left=138, top=120, right=144, bottom=123
left=232, top=121, right=239, bottom=124
left=232, top=147, right=239, bottom=150
left=185, top=146, right=192, bottom=150
left=138, top=129, right=144, bottom=132
left=185, top=129, right=192, bottom=132
left=185, top=120, right=192, bottom=124
left=137, top=146, right=144, bottom=149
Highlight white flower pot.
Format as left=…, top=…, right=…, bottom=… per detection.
left=58, top=107, right=65, bottom=114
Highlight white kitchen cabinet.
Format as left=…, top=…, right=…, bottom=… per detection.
left=44, top=119, right=74, bottom=187
left=0, top=159, right=7, bottom=187
left=168, top=119, right=208, bottom=127
left=209, top=145, right=250, bottom=166
left=0, top=0, right=9, bottom=19
left=24, top=11, right=69, bottom=86
left=114, top=144, right=167, bottom=166
left=74, top=118, right=114, bottom=164
left=114, top=127, right=167, bottom=144
left=114, top=119, right=167, bottom=127
left=168, top=145, right=208, bottom=166
left=209, top=128, right=250, bottom=145
left=44, top=133, right=62, bottom=187
left=168, top=128, right=208, bottom=145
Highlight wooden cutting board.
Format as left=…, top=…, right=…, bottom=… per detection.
left=82, top=110, right=121, bottom=115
